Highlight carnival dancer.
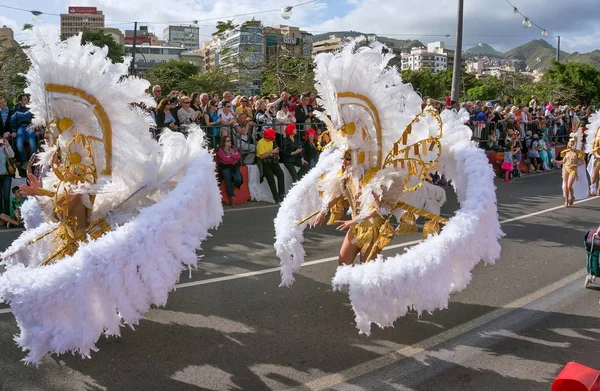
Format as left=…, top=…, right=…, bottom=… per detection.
left=585, top=111, right=600, bottom=196
left=273, top=38, right=503, bottom=335
left=0, top=31, right=223, bottom=364
left=553, top=133, right=587, bottom=207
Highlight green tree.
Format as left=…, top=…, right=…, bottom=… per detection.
left=260, top=48, right=314, bottom=96
left=81, top=30, right=124, bottom=63
left=184, top=68, right=238, bottom=95
left=466, top=83, right=501, bottom=101
left=542, top=61, right=600, bottom=105
left=0, top=47, right=30, bottom=103
left=143, top=60, right=201, bottom=93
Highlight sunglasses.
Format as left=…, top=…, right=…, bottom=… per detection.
left=242, top=100, right=248, bottom=103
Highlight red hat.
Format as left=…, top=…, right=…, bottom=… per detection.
left=285, top=123, right=296, bottom=136
left=264, top=128, right=276, bottom=141
left=305, top=127, right=317, bottom=140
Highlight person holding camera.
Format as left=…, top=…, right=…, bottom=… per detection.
left=257, top=128, right=285, bottom=203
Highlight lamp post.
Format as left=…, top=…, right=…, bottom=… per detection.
left=130, top=21, right=138, bottom=76
left=450, top=0, right=464, bottom=103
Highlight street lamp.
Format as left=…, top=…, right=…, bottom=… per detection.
left=281, top=6, right=293, bottom=19
left=450, top=0, right=463, bottom=103
left=31, top=11, right=42, bottom=23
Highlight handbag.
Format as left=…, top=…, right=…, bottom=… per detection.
left=3, top=147, right=17, bottom=177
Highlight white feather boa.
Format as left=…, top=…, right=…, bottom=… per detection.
left=0, top=134, right=223, bottom=364
left=275, top=109, right=503, bottom=334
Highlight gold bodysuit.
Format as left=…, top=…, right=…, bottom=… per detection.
left=326, top=174, right=389, bottom=263
left=562, top=150, right=579, bottom=178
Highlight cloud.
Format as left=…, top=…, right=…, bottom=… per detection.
left=1, top=0, right=598, bottom=53
left=301, top=0, right=600, bottom=54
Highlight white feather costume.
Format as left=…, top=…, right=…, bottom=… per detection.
left=585, top=111, right=600, bottom=194
left=0, top=32, right=223, bottom=364
left=274, top=40, right=503, bottom=334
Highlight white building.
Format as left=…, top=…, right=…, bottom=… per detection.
left=401, top=47, right=448, bottom=73
left=204, top=22, right=265, bottom=96
left=125, top=44, right=203, bottom=74
left=163, top=25, right=200, bottom=51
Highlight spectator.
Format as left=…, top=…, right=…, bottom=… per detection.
left=10, top=93, right=35, bottom=164
left=233, top=113, right=256, bottom=165
left=445, top=92, right=451, bottom=109
left=256, top=128, right=285, bottom=203
left=217, top=136, right=243, bottom=206
left=0, top=96, right=12, bottom=137
left=0, top=186, right=24, bottom=228
left=255, top=99, right=275, bottom=135
left=501, top=140, right=514, bottom=183
left=527, top=133, right=542, bottom=173
left=152, top=85, right=162, bottom=103
left=529, top=95, right=537, bottom=110
left=190, top=92, right=202, bottom=112
left=277, top=91, right=290, bottom=111
left=218, top=101, right=236, bottom=134
left=303, top=128, right=319, bottom=168
left=474, top=106, right=489, bottom=141
left=220, top=91, right=233, bottom=108
left=512, top=131, right=523, bottom=177
left=177, top=96, right=202, bottom=129
left=281, top=124, right=309, bottom=182
left=0, top=135, right=15, bottom=218
left=154, top=98, right=178, bottom=136
left=295, top=94, right=315, bottom=130
left=235, top=97, right=253, bottom=119
left=203, top=99, right=222, bottom=148
left=276, top=102, right=296, bottom=134
left=210, top=91, right=219, bottom=102
left=170, top=96, right=182, bottom=127
left=538, top=131, right=552, bottom=171
left=199, top=93, right=209, bottom=115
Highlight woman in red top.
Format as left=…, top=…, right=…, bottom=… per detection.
left=217, top=136, right=243, bottom=206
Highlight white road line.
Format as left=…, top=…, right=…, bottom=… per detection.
left=0, top=196, right=598, bottom=316
left=300, top=268, right=587, bottom=391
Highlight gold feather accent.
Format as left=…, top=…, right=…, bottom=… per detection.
left=422, top=220, right=441, bottom=240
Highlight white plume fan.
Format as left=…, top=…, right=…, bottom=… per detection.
left=0, top=30, right=223, bottom=364
left=274, top=39, right=503, bottom=335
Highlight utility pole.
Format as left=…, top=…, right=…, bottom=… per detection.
left=450, top=0, right=464, bottom=103
left=556, top=35, right=561, bottom=62
left=130, top=21, right=138, bottom=76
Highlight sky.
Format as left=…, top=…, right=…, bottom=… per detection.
left=1, top=0, right=599, bottom=54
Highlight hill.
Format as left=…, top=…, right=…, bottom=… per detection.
left=465, top=43, right=503, bottom=57
left=563, top=49, right=600, bottom=68
left=309, top=30, right=423, bottom=49
left=503, top=39, right=570, bottom=69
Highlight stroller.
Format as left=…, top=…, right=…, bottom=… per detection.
left=583, top=230, right=600, bottom=288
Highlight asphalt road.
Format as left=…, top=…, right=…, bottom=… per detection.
left=1, top=170, right=599, bottom=391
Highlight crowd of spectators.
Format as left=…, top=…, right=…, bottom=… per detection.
left=423, top=95, right=597, bottom=182
left=148, top=86, right=327, bottom=205
left=1, top=85, right=597, bottom=209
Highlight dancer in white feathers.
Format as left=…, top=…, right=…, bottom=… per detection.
left=274, top=38, right=503, bottom=335
left=585, top=111, right=600, bottom=196
left=0, top=31, right=223, bottom=364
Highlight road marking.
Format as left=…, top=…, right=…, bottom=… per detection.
left=299, top=268, right=587, bottom=390
left=0, top=196, right=598, bottom=316
left=224, top=204, right=278, bottom=213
